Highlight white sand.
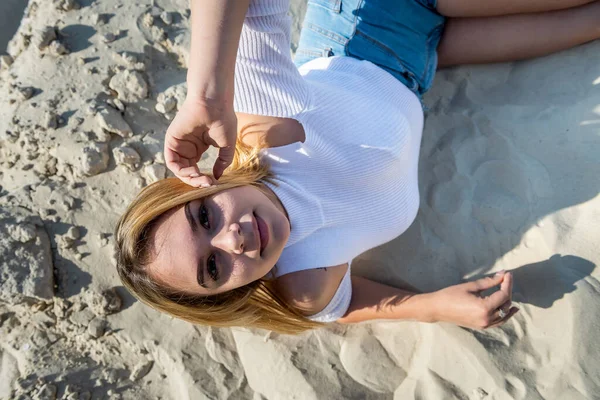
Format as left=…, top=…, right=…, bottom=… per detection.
left=1, top=1, right=599, bottom=399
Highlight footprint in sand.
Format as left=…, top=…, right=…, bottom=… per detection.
left=426, top=117, right=552, bottom=235
left=471, top=160, right=530, bottom=232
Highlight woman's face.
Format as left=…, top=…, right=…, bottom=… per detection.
left=147, top=185, right=290, bottom=295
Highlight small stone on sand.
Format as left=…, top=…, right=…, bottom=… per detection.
left=95, top=106, right=132, bottom=138
left=108, top=70, right=149, bottom=103
left=113, top=146, right=141, bottom=170
left=80, top=142, right=109, bottom=176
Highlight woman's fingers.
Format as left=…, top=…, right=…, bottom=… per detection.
left=487, top=306, right=520, bottom=329
left=174, top=166, right=214, bottom=187
left=484, top=271, right=514, bottom=311
left=213, top=145, right=235, bottom=180
left=179, top=174, right=214, bottom=188
left=209, top=114, right=238, bottom=180
left=175, top=169, right=214, bottom=188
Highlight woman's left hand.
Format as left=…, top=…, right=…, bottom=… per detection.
left=164, top=95, right=238, bottom=186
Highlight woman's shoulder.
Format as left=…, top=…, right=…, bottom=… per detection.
left=274, top=263, right=348, bottom=316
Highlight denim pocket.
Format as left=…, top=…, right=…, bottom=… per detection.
left=308, top=0, right=342, bottom=13
left=347, top=30, right=420, bottom=93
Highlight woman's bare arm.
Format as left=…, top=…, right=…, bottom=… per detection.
left=337, top=276, right=437, bottom=324
left=164, top=0, right=250, bottom=183
left=338, top=273, right=518, bottom=330
left=187, top=0, right=250, bottom=103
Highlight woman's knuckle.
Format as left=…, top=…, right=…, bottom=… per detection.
left=478, top=305, right=490, bottom=317
left=479, top=317, right=490, bottom=328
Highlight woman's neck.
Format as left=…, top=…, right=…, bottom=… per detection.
left=258, top=182, right=290, bottom=227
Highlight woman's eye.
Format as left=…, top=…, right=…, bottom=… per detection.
left=207, top=254, right=219, bottom=281
left=199, top=203, right=210, bottom=230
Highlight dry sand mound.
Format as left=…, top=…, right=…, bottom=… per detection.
left=1, top=1, right=599, bottom=399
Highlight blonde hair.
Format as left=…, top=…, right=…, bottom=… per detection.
left=114, top=136, right=324, bottom=334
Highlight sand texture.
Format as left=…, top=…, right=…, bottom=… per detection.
left=1, top=1, right=599, bottom=399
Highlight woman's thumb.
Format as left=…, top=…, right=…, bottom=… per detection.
left=213, top=145, right=235, bottom=180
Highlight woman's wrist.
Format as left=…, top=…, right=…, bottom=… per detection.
left=185, top=76, right=233, bottom=106
left=415, top=292, right=441, bottom=323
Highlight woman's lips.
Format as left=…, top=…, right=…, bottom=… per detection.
left=255, top=213, right=269, bottom=254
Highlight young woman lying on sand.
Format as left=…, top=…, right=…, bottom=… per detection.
left=115, top=0, right=600, bottom=334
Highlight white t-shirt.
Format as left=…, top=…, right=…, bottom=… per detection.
left=234, top=0, right=424, bottom=322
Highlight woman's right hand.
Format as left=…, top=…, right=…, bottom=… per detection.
left=430, top=270, right=519, bottom=330
left=164, top=96, right=238, bottom=187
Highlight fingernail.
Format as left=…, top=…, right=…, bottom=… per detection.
left=495, top=270, right=506, bottom=276
left=190, top=173, right=199, bottom=178
left=200, top=183, right=211, bottom=188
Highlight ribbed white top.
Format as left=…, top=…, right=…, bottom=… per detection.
left=234, top=0, right=424, bottom=322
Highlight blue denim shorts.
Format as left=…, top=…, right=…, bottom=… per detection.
left=294, top=0, right=446, bottom=98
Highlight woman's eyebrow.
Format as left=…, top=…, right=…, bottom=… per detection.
left=184, top=201, right=198, bottom=233
left=184, top=201, right=207, bottom=288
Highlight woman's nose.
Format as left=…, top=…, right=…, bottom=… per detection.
left=214, top=222, right=244, bottom=254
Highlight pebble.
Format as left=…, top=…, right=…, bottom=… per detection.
left=113, top=146, right=141, bottom=170
left=80, top=142, right=109, bottom=176
left=154, top=151, right=165, bottom=164
left=95, top=106, right=132, bottom=138
left=54, top=0, right=80, bottom=11
left=155, top=96, right=176, bottom=114
left=87, top=317, right=107, bottom=338
left=97, top=233, right=109, bottom=247
left=160, top=11, right=173, bottom=25
left=0, top=55, right=13, bottom=70
left=108, top=70, right=149, bottom=103
left=142, top=12, right=154, bottom=27
left=130, top=361, right=153, bottom=381
left=18, top=87, right=35, bottom=100
left=90, top=288, right=122, bottom=315
left=66, top=226, right=80, bottom=240
left=34, top=26, right=57, bottom=50
left=44, top=112, right=58, bottom=129
left=102, top=33, right=116, bottom=43
left=48, top=40, right=69, bottom=56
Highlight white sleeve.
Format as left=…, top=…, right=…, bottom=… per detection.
left=306, top=263, right=353, bottom=323
left=234, top=0, right=309, bottom=117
